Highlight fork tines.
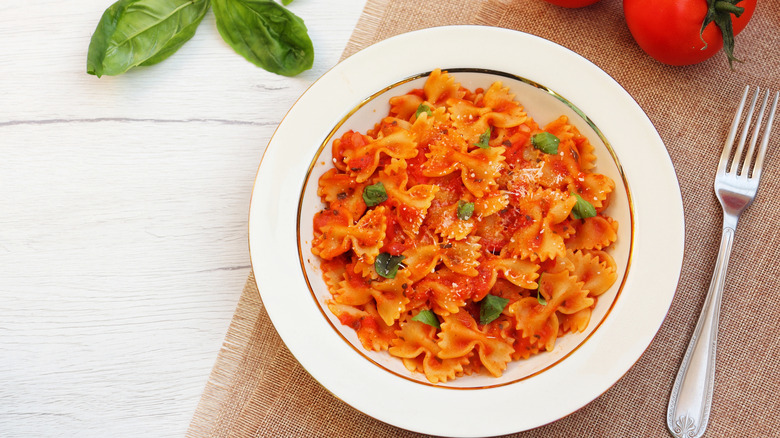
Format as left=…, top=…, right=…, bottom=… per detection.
left=720, top=86, right=780, bottom=180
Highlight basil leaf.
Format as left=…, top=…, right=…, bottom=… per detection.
left=415, top=103, right=433, bottom=119
left=531, top=132, right=560, bottom=154
left=411, top=309, right=440, bottom=329
left=375, top=252, right=405, bottom=279
left=474, top=126, right=491, bottom=149
left=212, top=0, right=313, bottom=77
left=479, top=294, right=509, bottom=325
left=282, top=0, right=293, bottom=4
left=536, top=275, right=547, bottom=305
left=362, top=182, right=387, bottom=207
left=571, top=193, right=597, bottom=220
left=457, top=200, right=474, bottom=220
left=87, top=0, right=210, bottom=77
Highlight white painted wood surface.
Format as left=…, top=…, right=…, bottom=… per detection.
left=0, top=1, right=366, bottom=436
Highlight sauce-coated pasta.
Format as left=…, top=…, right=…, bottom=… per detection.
left=312, top=70, right=618, bottom=383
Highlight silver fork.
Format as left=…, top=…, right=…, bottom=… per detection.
left=667, top=86, right=779, bottom=438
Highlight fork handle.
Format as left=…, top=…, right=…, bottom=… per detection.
left=667, top=223, right=735, bottom=438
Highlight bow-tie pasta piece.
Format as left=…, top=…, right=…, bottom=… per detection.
left=567, top=249, right=618, bottom=296
left=423, top=68, right=465, bottom=105
left=501, top=189, right=577, bottom=262
left=389, top=316, right=469, bottom=384
left=331, top=130, right=369, bottom=172
left=572, top=172, right=615, bottom=210
left=481, top=82, right=528, bottom=129
left=447, top=98, right=491, bottom=145
left=344, top=129, right=419, bottom=183
left=331, top=260, right=374, bottom=306
left=483, top=255, right=540, bottom=290
left=432, top=191, right=511, bottom=242
left=512, top=332, right=543, bottom=360
left=317, top=168, right=368, bottom=221
left=401, top=236, right=482, bottom=283
left=447, top=81, right=528, bottom=145
left=410, top=106, right=468, bottom=154
left=565, top=215, right=619, bottom=251
left=411, top=266, right=479, bottom=316
left=329, top=257, right=410, bottom=327
left=508, top=271, right=593, bottom=351
left=559, top=307, right=592, bottom=334
left=422, top=142, right=506, bottom=197
left=327, top=301, right=398, bottom=352
left=437, top=312, right=515, bottom=377
left=376, top=158, right=438, bottom=236
left=370, top=270, right=413, bottom=326
left=312, top=205, right=387, bottom=261
left=389, top=93, right=424, bottom=121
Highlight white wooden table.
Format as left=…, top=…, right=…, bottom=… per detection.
left=0, top=1, right=366, bottom=436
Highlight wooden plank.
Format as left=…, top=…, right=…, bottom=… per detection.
left=0, top=1, right=366, bottom=436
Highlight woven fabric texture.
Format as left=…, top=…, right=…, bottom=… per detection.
left=188, top=0, right=780, bottom=436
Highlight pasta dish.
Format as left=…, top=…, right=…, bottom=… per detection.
left=311, top=69, right=618, bottom=383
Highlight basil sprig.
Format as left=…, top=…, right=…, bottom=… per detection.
left=531, top=132, right=560, bottom=154
left=415, top=104, right=433, bottom=119
left=457, top=200, right=475, bottom=220
left=87, top=0, right=314, bottom=77
left=213, top=0, right=314, bottom=77
left=363, top=182, right=387, bottom=207
left=411, top=309, right=440, bottom=329
left=480, top=294, right=509, bottom=325
left=87, top=0, right=210, bottom=77
left=375, top=252, right=405, bottom=279
left=536, top=275, right=548, bottom=305
left=474, top=127, right=492, bottom=149
left=571, top=193, right=597, bottom=220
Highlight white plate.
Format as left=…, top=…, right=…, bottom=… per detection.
left=249, top=25, right=684, bottom=437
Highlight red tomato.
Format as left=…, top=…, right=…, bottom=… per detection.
left=731, top=1, right=755, bottom=35
left=624, top=0, right=756, bottom=66
left=542, top=0, right=601, bottom=7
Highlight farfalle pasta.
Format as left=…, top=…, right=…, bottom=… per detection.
left=312, top=69, right=619, bottom=383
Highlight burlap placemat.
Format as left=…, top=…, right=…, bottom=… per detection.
left=187, top=1, right=780, bottom=436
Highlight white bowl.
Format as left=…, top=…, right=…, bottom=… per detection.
left=249, top=25, right=684, bottom=437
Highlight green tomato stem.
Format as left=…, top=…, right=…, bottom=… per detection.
left=702, top=0, right=747, bottom=69
left=714, top=1, right=744, bottom=16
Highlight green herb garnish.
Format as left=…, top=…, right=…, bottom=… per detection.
left=374, top=252, right=405, bottom=279
left=87, top=0, right=314, bottom=78
left=87, top=0, right=210, bottom=77
left=531, top=132, right=560, bottom=154
left=362, top=182, right=387, bottom=207
left=457, top=200, right=475, bottom=220
left=571, top=193, right=597, bottom=220
left=479, top=294, right=510, bottom=325
left=213, top=0, right=314, bottom=76
left=415, top=103, right=433, bottom=119
left=474, top=126, right=492, bottom=149
left=536, top=275, right=548, bottom=305
left=411, top=309, right=440, bottom=328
